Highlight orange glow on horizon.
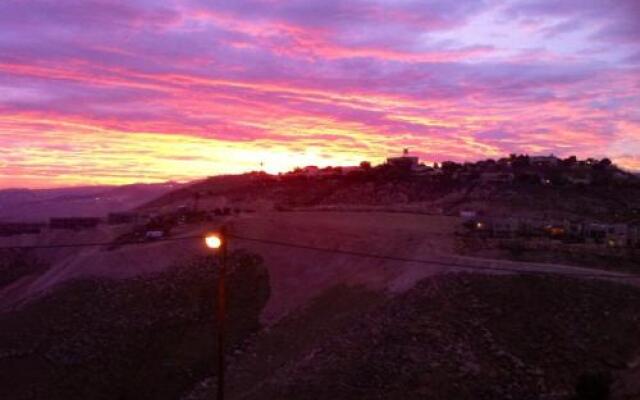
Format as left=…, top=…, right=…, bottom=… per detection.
left=1, top=1, right=639, bottom=188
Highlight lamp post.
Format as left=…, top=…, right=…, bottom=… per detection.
left=205, top=226, right=228, bottom=400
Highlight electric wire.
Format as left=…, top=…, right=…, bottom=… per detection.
left=0, top=231, right=638, bottom=281
left=227, top=233, right=640, bottom=281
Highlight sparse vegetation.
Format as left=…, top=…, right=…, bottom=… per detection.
left=192, top=273, right=640, bottom=400
left=139, top=155, right=640, bottom=222
left=0, top=250, right=270, bottom=400
left=0, top=250, right=47, bottom=289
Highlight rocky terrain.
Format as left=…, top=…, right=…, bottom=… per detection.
left=0, top=249, right=47, bottom=289
left=455, top=236, right=640, bottom=274
left=0, top=251, right=269, bottom=400
left=3, top=240, right=639, bottom=400
left=190, top=273, right=640, bottom=400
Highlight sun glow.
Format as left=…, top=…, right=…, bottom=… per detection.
left=1, top=0, right=639, bottom=188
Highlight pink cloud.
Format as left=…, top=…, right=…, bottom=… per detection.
left=0, top=0, right=639, bottom=188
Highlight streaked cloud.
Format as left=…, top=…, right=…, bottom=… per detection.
left=0, top=0, right=639, bottom=187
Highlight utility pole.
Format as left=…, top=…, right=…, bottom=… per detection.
left=204, top=227, right=228, bottom=400
left=216, top=226, right=228, bottom=400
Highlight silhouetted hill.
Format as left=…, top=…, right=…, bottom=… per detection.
left=141, top=158, right=640, bottom=222
left=0, top=182, right=184, bottom=222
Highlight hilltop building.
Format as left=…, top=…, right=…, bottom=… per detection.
left=145, top=230, right=165, bottom=240
left=530, top=154, right=559, bottom=167
left=387, top=148, right=419, bottom=169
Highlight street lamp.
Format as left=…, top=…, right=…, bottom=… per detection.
left=205, top=234, right=222, bottom=250
left=204, top=227, right=228, bottom=400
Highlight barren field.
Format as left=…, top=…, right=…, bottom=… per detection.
left=225, top=211, right=637, bottom=323
left=2, top=211, right=636, bottom=318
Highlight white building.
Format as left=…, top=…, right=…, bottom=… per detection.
left=387, top=148, right=420, bottom=169
left=531, top=154, right=560, bottom=167
left=145, top=230, right=165, bottom=240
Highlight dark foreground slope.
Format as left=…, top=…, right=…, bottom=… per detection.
left=0, top=251, right=269, bottom=400
left=196, top=274, right=640, bottom=400
left=3, top=242, right=640, bottom=400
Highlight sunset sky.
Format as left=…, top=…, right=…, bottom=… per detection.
left=1, top=0, right=639, bottom=188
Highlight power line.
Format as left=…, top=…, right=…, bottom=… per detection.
left=227, top=233, right=640, bottom=281
left=0, top=231, right=638, bottom=281
left=0, top=234, right=202, bottom=250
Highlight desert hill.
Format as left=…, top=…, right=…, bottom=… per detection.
left=0, top=182, right=183, bottom=222
left=2, top=158, right=640, bottom=399
left=140, top=157, right=640, bottom=222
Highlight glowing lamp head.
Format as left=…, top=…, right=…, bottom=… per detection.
left=205, top=234, right=222, bottom=249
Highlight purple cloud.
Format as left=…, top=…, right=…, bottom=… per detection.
left=0, top=0, right=639, bottom=188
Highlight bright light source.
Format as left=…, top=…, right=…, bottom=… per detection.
left=205, top=234, right=222, bottom=249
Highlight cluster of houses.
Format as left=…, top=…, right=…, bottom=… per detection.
left=384, top=151, right=570, bottom=182
left=0, top=213, right=144, bottom=237
left=461, top=212, right=640, bottom=248
left=0, top=206, right=250, bottom=242
left=276, top=150, right=634, bottom=189
left=290, top=165, right=364, bottom=178
left=0, top=222, right=48, bottom=237
left=289, top=149, right=432, bottom=178
left=380, top=151, right=634, bottom=186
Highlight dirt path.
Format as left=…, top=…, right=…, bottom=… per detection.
left=226, top=212, right=639, bottom=324
left=3, top=211, right=638, bottom=320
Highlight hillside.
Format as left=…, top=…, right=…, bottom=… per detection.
left=0, top=251, right=269, bottom=400
left=1, top=208, right=639, bottom=400
left=189, top=274, right=640, bottom=400
left=0, top=182, right=183, bottom=222
left=140, top=160, right=640, bottom=223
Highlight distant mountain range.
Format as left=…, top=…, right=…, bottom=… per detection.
left=0, top=182, right=184, bottom=222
